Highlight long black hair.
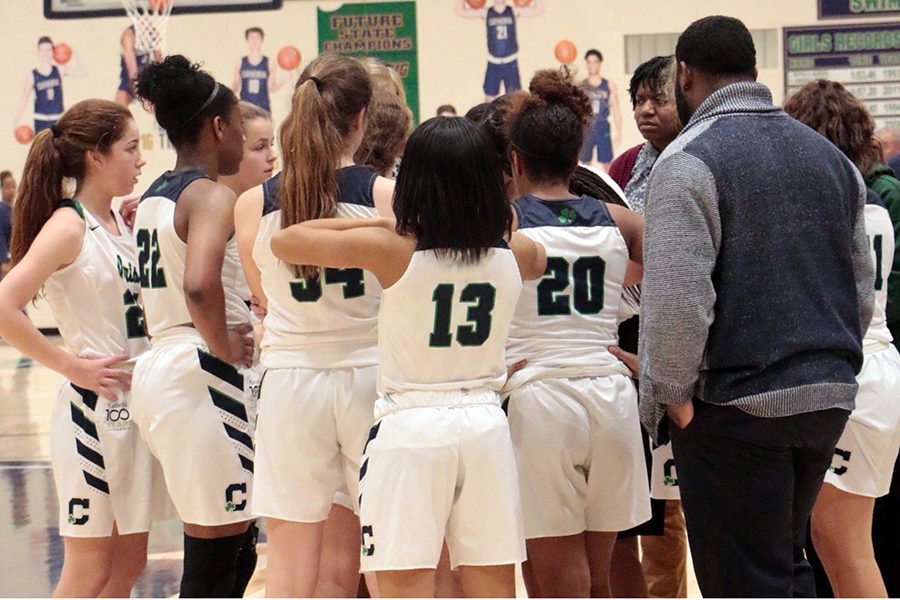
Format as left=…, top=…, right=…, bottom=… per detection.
left=394, top=117, right=512, bottom=262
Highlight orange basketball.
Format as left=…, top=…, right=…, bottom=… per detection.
left=466, top=0, right=486, bottom=8
left=555, top=40, right=577, bottom=64
left=277, top=46, right=302, bottom=71
left=513, top=0, right=533, bottom=6
left=53, top=43, right=72, bottom=65
left=14, top=125, right=34, bottom=144
left=150, top=0, right=173, bottom=10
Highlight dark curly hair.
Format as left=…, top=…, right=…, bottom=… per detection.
left=135, top=55, right=237, bottom=148
left=784, top=79, right=883, bottom=175
left=506, top=68, right=593, bottom=183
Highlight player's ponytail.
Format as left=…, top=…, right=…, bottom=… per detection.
left=279, top=53, right=372, bottom=278
left=506, top=68, right=593, bottom=183
left=11, top=99, right=132, bottom=265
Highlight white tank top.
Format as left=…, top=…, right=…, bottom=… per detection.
left=135, top=170, right=251, bottom=338
left=253, top=167, right=382, bottom=368
left=378, top=243, right=522, bottom=396
left=44, top=200, right=150, bottom=360
left=864, top=191, right=894, bottom=353
left=507, top=195, right=631, bottom=388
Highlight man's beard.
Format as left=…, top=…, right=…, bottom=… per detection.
left=675, top=83, right=693, bottom=127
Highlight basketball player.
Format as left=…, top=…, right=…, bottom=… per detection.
left=238, top=54, right=395, bottom=598
left=228, top=100, right=277, bottom=317
left=503, top=69, right=650, bottom=597
left=580, top=50, right=621, bottom=171
left=271, top=116, right=546, bottom=598
left=354, top=88, right=411, bottom=177
left=785, top=80, right=900, bottom=598
left=130, top=56, right=258, bottom=598
left=455, top=0, right=544, bottom=101
left=115, top=25, right=161, bottom=107
left=0, top=100, right=156, bottom=597
left=12, top=37, right=84, bottom=135
left=231, top=27, right=285, bottom=114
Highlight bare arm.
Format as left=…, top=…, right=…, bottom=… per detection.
left=609, top=80, right=622, bottom=149
left=268, top=60, right=287, bottom=93
left=234, top=186, right=266, bottom=308
left=231, top=59, right=242, bottom=94
left=12, top=73, right=34, bottom=128
left=606, top=203, right=644, bottom=265
left=0, top=209, right=130, bottom=399
left=61, top=50, right=86, bottom=77
left=456, top=0, right=487, bottom=19
left=270, top=217, right=411, bottom=287
left=373, top=175, right=396, bottom=217
left=121, top=28, right=139, bottom=83
left=180, top=181, right=253, bottom=366
left=508, top=231, right=547, bottom=281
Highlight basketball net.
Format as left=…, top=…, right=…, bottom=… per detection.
left=121, top=0, right=173, bottom=55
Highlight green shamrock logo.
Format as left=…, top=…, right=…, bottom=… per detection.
left=559, top=207, right=576, bottom=225
left=68, top=515, right=76, bottom=524
left=225, top=501, right=236, bottom=512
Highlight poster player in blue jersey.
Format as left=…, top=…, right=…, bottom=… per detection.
left=231, top=27, right=286, bottom=113
left=456, top=0, right=544, bottom=101
left=115, top=25, right=162, bottom=106
left=580, top=49, right=622, bottom=170
left=12, top=37, right=85, bottom=135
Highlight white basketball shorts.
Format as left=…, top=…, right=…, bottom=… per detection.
left=131, top=331, right=255, bottom=526
left=252, top=365, right=377, bottom=522
left=51, top=382, right=164, bottom=537
left=358, top=395, right=526, bottom=572
left=825, top=344, right=900, bottom=497
left=507, top=374, right=652, bottom=537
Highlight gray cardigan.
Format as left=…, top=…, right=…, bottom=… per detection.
left=638, top=81, right=875, bottom=443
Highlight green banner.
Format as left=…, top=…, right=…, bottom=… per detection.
left=317, top=1, right=420, bottom=124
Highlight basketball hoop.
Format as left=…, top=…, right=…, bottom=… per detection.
left=121, top=0, right=173, bottom=55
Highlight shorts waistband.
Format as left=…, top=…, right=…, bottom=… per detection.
left=488, top=54, right=518, bottom=65
left=374, top=388, right=501, bottom=419
left=149, top=326, right=205, bottom=347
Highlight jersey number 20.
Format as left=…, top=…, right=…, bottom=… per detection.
left=429, top=283, right=496, bottom=347
left=537, top=256, right=605, bottom=316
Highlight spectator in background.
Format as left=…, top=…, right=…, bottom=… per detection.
left=436, top=104, right=457, bottom=117
left=607, top=55, right=689, bottom=599
left=640, top=16, right=873, bottom=596
left=0, top=171, right=15, bottom=279
left=876, top=127, right=900, bottom=176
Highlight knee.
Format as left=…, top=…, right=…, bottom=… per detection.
left=68, top=564, right=113, bottom=596
left=811, top=516, right=843, bottom=564
left=114, top=552, right=148, bottom=587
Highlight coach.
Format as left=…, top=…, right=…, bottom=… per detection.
left=637, top=15, right=875, bottom=597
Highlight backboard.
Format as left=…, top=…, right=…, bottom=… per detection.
left=44, top=0, right=283, bottom=19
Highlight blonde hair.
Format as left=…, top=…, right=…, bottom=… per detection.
left=359, top=56, right=413, bottom=131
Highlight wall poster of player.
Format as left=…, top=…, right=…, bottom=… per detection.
left=456, top=0, right=543, bottom=101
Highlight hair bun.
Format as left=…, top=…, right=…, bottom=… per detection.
left=528, top=68, right=593, bottom=125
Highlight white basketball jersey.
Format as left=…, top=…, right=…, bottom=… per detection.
left=378, top=243, right=523, bottom=395
left=507, top=195, right=631, bottom=386
left=253, top=167, right=382, bottom=369
left=864, top=191, right=894, bottom=352
left=44, top=200, right=150, bottom=360
left=135, top=170, right=251, bottom=338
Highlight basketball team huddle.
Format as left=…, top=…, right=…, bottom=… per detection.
left=1, top=11, right=898, bottom=600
